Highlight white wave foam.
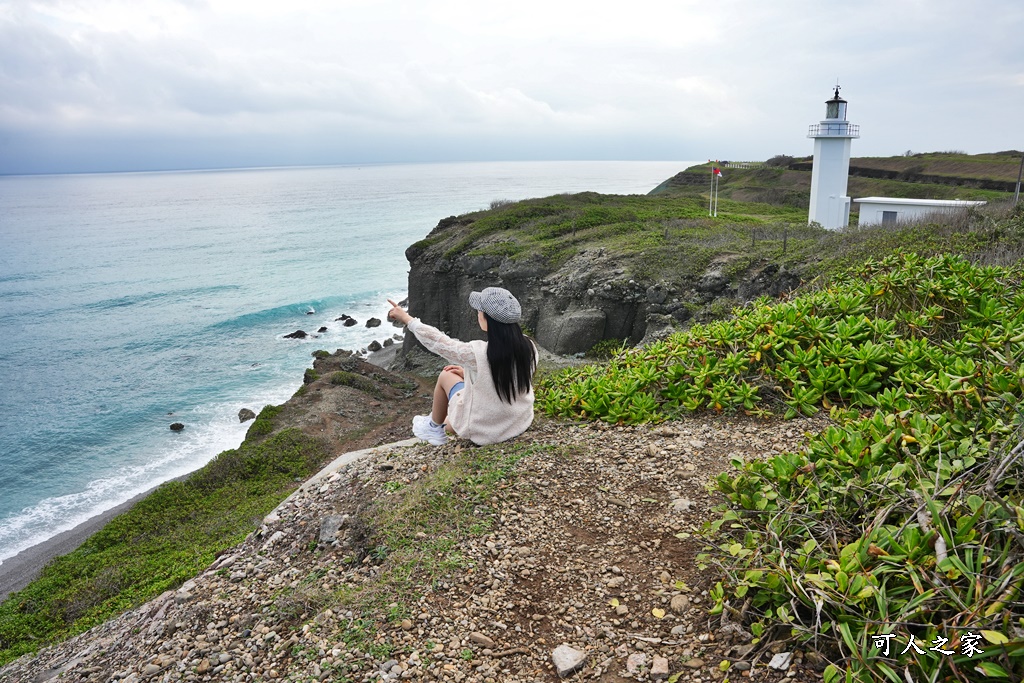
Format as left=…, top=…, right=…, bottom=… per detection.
left=0, top=289, right=407, bottom=567
left=0, top=391, right=291, bottom=565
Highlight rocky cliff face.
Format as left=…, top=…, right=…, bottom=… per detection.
left=402, top=217, right=802, bottom=356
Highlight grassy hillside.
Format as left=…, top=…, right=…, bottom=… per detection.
left=411, top=182, right=1021, bottom=297
left=651, top=151, right=1021, bottom=211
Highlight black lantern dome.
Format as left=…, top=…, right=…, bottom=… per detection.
left=825, top=85, right=848, bottom=120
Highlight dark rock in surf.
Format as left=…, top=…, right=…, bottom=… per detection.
left=170, top=423, right=185, bottom=432
left=366, top=318, right=382, bottom=328
left=238, top=408, right=257, bottom=423
left=284, top=330, right=308, bottom=339
left=343, top=318, right=357, bottom=327
left=318, top=326, right=328, bottom=333
left=368, top=340, right=382, bottom=352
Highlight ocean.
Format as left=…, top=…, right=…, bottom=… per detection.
left=0, top=160, right=697, bottom=565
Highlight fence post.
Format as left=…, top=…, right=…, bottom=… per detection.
left=783, top=227, right=788, bottom=255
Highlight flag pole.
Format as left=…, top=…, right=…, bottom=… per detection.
left=708, top=161, right=714, bottom=216
left=713, top=174, right=718, bottom=217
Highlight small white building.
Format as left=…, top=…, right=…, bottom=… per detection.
left=808, top=86, right=859, bottom=229
left=855, top=197, right=987, bottom=226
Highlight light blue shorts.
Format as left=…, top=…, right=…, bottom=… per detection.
left=447, top=381, right=465, bottom=401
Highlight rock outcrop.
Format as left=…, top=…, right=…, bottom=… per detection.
left=402, top=219, right=803, bottom=356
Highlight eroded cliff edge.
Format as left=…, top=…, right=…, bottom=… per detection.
left=401, top=199, right=802, bottom=357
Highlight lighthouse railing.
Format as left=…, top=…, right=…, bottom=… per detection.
left=808, top=123, right=860, bottom=138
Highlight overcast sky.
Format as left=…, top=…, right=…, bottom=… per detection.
left=1, top=0, right=1022, bottom=175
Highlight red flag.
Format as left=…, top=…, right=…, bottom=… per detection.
left=713, top=167, right=722, bottom=177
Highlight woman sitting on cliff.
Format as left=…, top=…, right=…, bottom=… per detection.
left=387, top=287, right=536, bottom=446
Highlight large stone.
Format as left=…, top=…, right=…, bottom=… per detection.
left=319, top=515, right=348, bottom=543
left=651, top=656, right=670, bottom=680
left=469, top=632, right=495, bottom=648
left=366, top=318, right=382, bottom=328
left=552, top=644, right=587, bottom=678
left=646, top=284, right=668, bottom=304
left=670, top=305, right=692, bottom=323
left=626, top=653, right=646, bottom=673
left=536, top=308, right=606, bottom=355
left=238, top=408, right=256, bottom=423
left=169, top=423, right=184, bottom=432
left=462, top=255, right=499, bottom=274
left=284, top=330, right=308, bottom=339
left=697, top=269, right=730, bottom=294
left=738, top=263, right=801, bottom=301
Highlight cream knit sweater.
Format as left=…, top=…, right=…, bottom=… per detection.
left=407, top=319, right=535, bottom=445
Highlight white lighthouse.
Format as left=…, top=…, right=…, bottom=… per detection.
left=808, top=86, right=860, bottom=229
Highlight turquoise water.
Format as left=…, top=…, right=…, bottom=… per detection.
left=0, top=160, right=697, bottom=564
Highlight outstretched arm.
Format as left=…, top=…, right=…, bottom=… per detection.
left=387, top=300, right=478, bottom=367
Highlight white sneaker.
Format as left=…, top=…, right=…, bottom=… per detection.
left=412, top=415, right=448, bottom=446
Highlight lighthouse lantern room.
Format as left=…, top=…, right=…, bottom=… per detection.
left=808, top=85, right=860, bottom=229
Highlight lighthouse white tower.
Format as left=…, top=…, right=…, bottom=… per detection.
left=808, top=86, right=860, bottom=229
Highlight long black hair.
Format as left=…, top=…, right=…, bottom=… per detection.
left=484, top=313, right=536, bottom=403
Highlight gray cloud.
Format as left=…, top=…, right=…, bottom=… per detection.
left=1, top=0, right=1022, bottom=175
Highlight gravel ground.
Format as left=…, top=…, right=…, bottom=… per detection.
left=1, top=410, right=833, bottom=683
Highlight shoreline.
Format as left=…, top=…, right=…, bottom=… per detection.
left=0, top=343, right=404, bottom=605
left=0, top=483, right=170, bottom=603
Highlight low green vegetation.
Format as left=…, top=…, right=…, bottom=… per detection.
left=408, top=191, right=812, bottom=281
left=537, top=249, right=1024, bottom=681
left=0, top=429, right=329, bottom=666
left=246, top=403, right=283, bottom=438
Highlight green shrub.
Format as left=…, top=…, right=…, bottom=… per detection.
left=246, top=404, right=282, bottom=439
left=312, top=350, right=331, bottom=359
left=538, top=253, right=1024, bottom=680
left=303, top=368, right=319, bottom=384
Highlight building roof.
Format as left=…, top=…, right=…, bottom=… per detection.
left=854, top=197, right=987, bottom=207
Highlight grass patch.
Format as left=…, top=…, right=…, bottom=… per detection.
left=333, top=442, right=548, bottom=614
left=0, top=428, right=330, bottom=665
left=330, top=370, right=379, bottom=394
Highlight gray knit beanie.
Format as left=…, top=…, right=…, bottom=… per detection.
left=468, top=287, right=522, bottom=324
